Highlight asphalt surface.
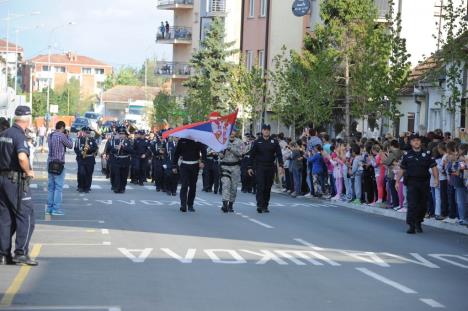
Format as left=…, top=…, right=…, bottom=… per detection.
left=1, top=153, right=467, bottom=311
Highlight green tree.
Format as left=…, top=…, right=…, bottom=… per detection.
left=56, top=77, right=80, bottom=115
left=31, top=90, right=48, bottom=118
left=228, top=58, right=266, bottom=133
left=153, top=92, right=185, bottom=126
left=183, top=17, right=238, bottom=121
left=138, top=58, right=168, bottom=87
left=104, top=66, right=141, bottom=90
left=431, top=0, right=467, bottom=133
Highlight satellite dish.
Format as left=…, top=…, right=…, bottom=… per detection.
left=292, top=0, right=311, bottom=17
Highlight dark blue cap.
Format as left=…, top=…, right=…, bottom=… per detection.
left=15, top=105, right=31, bottom=117
left=81, top=126, right=91, bottom=133
left=262, top=124, right=271, bottom=130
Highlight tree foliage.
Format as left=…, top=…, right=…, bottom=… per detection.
left=153, top=92, right=185, bottom=126
left=183, top=17, right=238, bottom=121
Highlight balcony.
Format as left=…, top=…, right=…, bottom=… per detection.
left=157, top=0, right=193, bottom=10
left=207, top=0, right=226, bottom=16
left=155, top=62, right=192, bottom=79
left=156, top=26, right=192, bottom=44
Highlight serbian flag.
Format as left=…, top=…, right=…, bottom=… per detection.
left=162, top=111, right=238, bottom=152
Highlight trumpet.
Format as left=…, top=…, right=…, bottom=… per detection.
left=82, top=137, right=89, bottom=159
left=117, top=138, right=123, bottom=156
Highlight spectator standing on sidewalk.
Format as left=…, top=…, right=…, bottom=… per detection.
left=37, top=124, right=47, bottom=152
left=47, top=121, right=73, bottom=216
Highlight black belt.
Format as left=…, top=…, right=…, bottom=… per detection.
left=221, top=162, right=240, bottom=166
left=0, top=170, right=20, bottom=177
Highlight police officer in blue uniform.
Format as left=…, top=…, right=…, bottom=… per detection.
left=165, top=137, right=179, bottom=196
left=110, top=127, right=135, bottom=193
left=74, top=126, right=98, bottom=193
left=397, top=134, right=438, bottom=234
left=0, top=106, right=37, bottom=266
left=248, top=124, right=284, bottom=213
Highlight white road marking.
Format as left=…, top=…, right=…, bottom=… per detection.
left=428, top=254, right=468, bottom=268
left=293, top=238, right=340, bottom=266
left=144, top=186, right=154, bottom=190
left=118, top=248, right=153, bottom=263
left=38, top=243, right=112, bottom=246
left=91, top=184, right=102, bottom=189
left=63, top=184, right=70, bottom=189
left=293, top=238, right=324, bottom=251
left=356, top=267, right=417, bottom=294
left=126, top=186, right=134, bottom=190
left=98, top=220, right=105, bottom=224
left=102, top=241, right=112, bottom=246
left=236, top=212, right=274, bottom=229
left=419, top=298, right=445, bottom=308
left=248, top=218, right=274, bottom=229
left=83, top=198, right=89, bottom=201
left=101, top=229, right=109, bottom=235
left=30, top=183, right=38, bottom=189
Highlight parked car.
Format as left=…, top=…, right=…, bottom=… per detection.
left=84, top=111, right=102, bottom=129
left=71, top=117, right=90, bottom=133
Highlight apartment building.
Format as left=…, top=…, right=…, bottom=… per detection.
left=155, top=0, right=242, bottom=96
left=23, top=51, right=113, bottom=98
left=241, top=0, right=309, bottom=133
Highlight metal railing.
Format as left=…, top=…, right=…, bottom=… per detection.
left=157, top=0, right=194, bottom=6
left=156, top=26, right=192, bottom=41
left=207, top=0, right=226, bottom=15
left=155, top=62, right=192, bottom=76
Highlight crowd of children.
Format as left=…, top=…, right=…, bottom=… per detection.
left=280, top=129, right=468, bottom=226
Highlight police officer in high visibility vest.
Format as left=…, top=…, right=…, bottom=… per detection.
left=248, top=124, right=284, bottom=213
left=0, top=106, right=38, bottom=266
left=397, top=134, right=438, bottom=234
left=74, top=126, right=98, bottom=193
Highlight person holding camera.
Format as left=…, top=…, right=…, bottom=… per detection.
left=47, top=121, right=73, bottom=216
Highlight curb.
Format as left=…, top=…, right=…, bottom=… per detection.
left=272, top=187, right=468, bottom=236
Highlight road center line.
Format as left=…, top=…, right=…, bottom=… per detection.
left=419, top=298, right=445, bottom=308
left=101, top=229, right=110, bottom=235
left=0, top=244, right=42, bottom=307
left=356, top=267, right=417, bottom=294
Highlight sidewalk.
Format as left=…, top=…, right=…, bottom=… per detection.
left=272, top=186, right=468, bottom=236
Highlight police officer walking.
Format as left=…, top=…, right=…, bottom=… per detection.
left=133, top=130, right=151, bottom=185
left=165, top=137, right=179, bottom=196
left=248, top=124, right=284, bottom=213
left=172, top=138, right=207, bottom=212
left=220, top=126, right=244, bottom=213
left=110, top=127, right=135, bottom=193
left=397, top=134, right=438, bottom=234
left=0, top=106, right=37, bottom=266
left=74, top=126, right=98, bottom=193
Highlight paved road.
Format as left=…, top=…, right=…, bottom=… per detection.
left=1, top=154, right=467, bottom=311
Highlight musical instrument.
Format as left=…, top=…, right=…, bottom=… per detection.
left=117, top=139, right=123, bottom=156
left=82, top=137, right=89, bottom=159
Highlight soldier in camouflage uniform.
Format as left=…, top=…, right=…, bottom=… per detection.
left=220, top=126, right=244, bottom=213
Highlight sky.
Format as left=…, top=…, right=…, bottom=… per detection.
left=0, top=0, right=173, bottom=68
left=0, top=0, right=465, bottom=69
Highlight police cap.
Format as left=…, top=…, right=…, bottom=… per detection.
left=81, top=126, right=91, bottom=133
left=409, top=133, right=422, bottom=141
left=15, top=105, right=31, bottom=116
left=261, top=124, right=271, bottom=130
left=117, top=126, right=128, bottom=134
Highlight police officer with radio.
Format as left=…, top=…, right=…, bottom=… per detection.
left=396, top=134, right=438, bottom=234
left=248, top=124, right=284, bottom=213
left=0, top=106, right=37, bottom=266
left=74, top=126, right=98, bottom=193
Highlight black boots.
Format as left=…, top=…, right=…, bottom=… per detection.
left=228, top=202, right=234, bottom=213
left=415, top=222, right=423, bottom=233
left=406, top=224, right=416, bottom=234
left=407, top=222, right=423, bottom=234
left=221, top=201, right=228, bottom=213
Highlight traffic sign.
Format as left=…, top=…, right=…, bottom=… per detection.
left=292, top=0, right=311, bottom=17
left=50, top=104, right=59, bottom=114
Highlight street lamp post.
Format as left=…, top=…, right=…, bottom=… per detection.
left=46, top=22, right=76, bottom=118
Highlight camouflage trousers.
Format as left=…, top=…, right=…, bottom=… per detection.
left=221, top=164, right=241, bottom=202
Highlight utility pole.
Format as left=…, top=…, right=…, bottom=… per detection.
left=344, top=54, right=350, bottom=141
left=434, top=0, right=445, bottom=51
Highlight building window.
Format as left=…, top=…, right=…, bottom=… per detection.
left=249, top=0, right=255, bottom=17
left=42, top=65, right=50, bottom=71
left=407, top=112, right=415, bottom=133
left=246, top=50, right=253, bottom=71
left=55, top=66, right=66, bottom=73
left=260, top=0, right=267, bottom=17
left=258, top=50, right=265, bottom=69
left=82, top=68, right=92, bottom=74
left=95, top=68, right=105, bottom=75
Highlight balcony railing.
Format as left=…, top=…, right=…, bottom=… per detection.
left=157, top=0, right=194, bottom=9
left=156, top=26, right=192, bottom=42
left=155, top=62, right=192, bottom=77
left=207, top=0, right=226, bottom=16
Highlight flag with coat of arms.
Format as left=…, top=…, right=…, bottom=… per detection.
left=162, top=111, right=238, bottom=152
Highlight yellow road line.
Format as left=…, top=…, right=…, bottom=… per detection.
left=0, top=244, right=42, bottom=306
